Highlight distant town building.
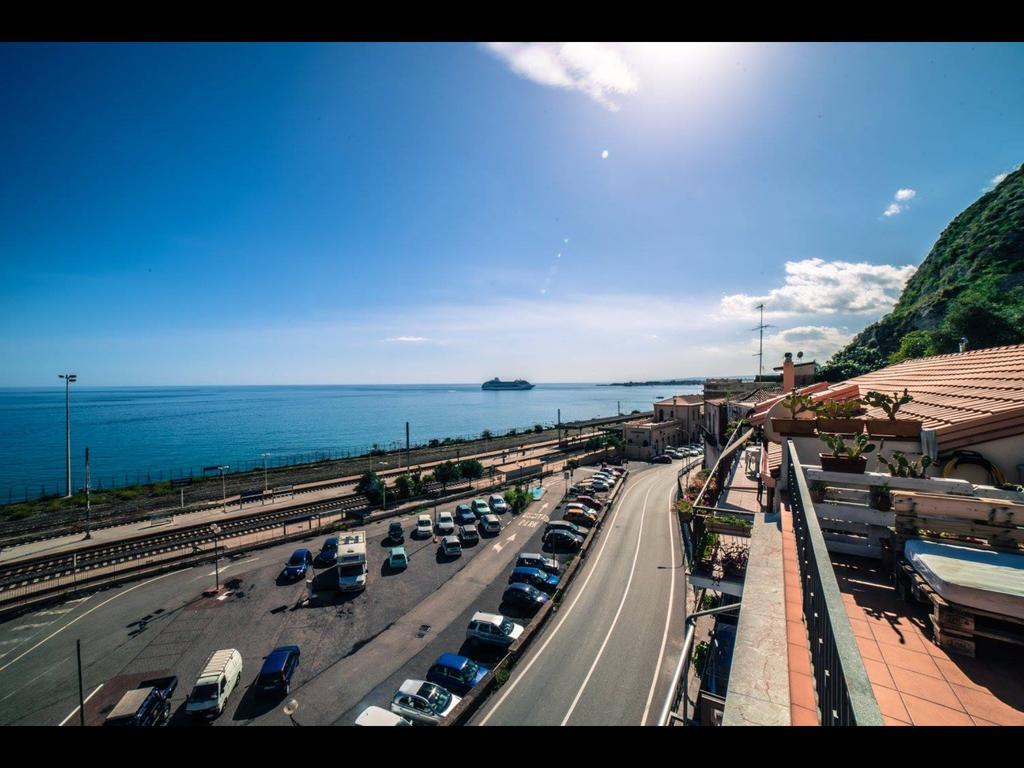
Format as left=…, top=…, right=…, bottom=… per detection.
left=623, top=394, right=703, bottom=460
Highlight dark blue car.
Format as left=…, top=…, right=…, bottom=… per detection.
left=284, top=549, right=313, bottom=580
left=455, top=505, right=477, bottom=526
left=426, top=653, right=489, bottom=696
left=316, top=537, right=339, bottom=566
left=502, top=582, right=549, bottom=611
left=509, top=566, right=560, bottom=594
left=255, top=645, right=300, bottom=697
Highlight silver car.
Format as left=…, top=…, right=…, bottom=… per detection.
left=466, top=611, right=524, bottom=648
left=389, top=679, right=461, bottom=725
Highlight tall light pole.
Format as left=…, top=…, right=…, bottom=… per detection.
left=261, top=454, right=270, bottom=493
left=84, top=447, right=92, bottom=540
left=210, top=523, right=221, bottom=591
left=215, top=465, right=229, bottom=510
left=59, top=374, right=77, bottom=497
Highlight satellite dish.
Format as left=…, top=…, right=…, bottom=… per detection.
left=283, top=699, right=299, bottom=716
left=797, top=351, right=804, bottom=360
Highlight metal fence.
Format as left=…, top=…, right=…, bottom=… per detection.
left=786, top=440, right=883, bottom=726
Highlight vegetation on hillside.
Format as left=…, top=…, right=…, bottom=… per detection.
left=820, top=164, right=1024, bottom=380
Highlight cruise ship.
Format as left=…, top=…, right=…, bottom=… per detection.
left=481, top=378, right=535, bottom=391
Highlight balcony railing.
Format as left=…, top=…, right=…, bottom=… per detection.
left=787, top=440, right=883, bottom=726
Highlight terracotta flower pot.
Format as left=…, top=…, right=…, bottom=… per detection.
left=772, top=418, right=817, bottom=436
left=817, top=418, right=864, bottom=434
left=865, top=419, right=922, bottom=438
left=819, top=453, right=867, bottom=474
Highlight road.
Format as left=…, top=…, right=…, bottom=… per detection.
left=473, top=461, right=685, bottom=726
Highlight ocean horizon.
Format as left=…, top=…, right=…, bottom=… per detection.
left=0, top=382, right=704, bottom=501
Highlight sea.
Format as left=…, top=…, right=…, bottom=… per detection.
left=0, top=383, right=702, bottom=502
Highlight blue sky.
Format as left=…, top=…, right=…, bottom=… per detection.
left=1, top=42, right=1022, bottom=385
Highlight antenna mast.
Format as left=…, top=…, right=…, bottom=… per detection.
left=751, top=303, right=773, bottom=380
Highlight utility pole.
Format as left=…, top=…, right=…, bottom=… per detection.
left=751, top=304, right=773, bottom=381
left=261, top=454, right=270, bottom=493
left=406, top=422, right=411, bottom=469
left=59, top=373, right=77, bottom=497
left=84, top=447, right=92, bottom=540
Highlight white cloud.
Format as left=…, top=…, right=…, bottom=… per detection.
left=757, top=325, right=854, bottom=365
left=719, top=258, right=917, bottom=319
left=383, top=336, right=428, bottom=343
left=882, top=187, right=917, bottom=217
left=482, top=43, right=639, bottom=111
left=983, top=171, right=1010, bottom=191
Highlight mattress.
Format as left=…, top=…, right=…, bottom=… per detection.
left=904, top=538, right=1024, bottom=621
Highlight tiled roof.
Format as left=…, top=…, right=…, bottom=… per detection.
left=753, top=344, right=1024, bottom=450
left=738, top=385, right=785, bottom=405
left=654, top=394, right=704, bottom=406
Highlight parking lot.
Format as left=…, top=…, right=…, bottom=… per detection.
left=0, top=468, right=611, bottom=726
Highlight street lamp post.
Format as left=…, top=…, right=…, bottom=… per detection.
left=59, top=373, right=77, bottom=497
left=261, top=454, right=270, bottom=501
left=210, top=524, right=221, bottom=591
left=283, top=698, right=301, bottom=726
left=213, top=465, right=229, bottom=511
left=84, top=447, right=92, bottom=540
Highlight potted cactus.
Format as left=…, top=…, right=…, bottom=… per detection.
left=819, top=432, right=876, bottom=474
left=809, top=480, right=828, bottom=504
left=771, top=390, right=817, bottom=435
left=868, top=484, right=892, bottom=511
left=814, top=397, right=865, bottom=434
left=862, top=389, right=922, bottom=438
left=878, top=450, right=932, bottom=479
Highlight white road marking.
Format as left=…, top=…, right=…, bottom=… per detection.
left=11, top=623, right=51, bottom=631
left=492, top=543, right=503, bottom=553
left=560, top=484, right=653, bottom=725
left=35, top=609, right=73, bottom=617
left=58, top=683, right=103, bottom=726
left=641, top=483, right=679, bottom=725
left=478, top=472, right=650, bottom=725
left=0, top=568, right=186, bottom=674
left=64, top=597, right=90, bottom=604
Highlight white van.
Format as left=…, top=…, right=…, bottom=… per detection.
left=186, top=648, right=243, bottom=720
left=355, top=705, right=413, bottom=726
left=337, top=531, right=368, bottom=592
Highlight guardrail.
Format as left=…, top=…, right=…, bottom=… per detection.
left=787, top=440, right=883, bottom=726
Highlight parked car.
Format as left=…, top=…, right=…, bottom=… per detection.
left=458, top=524, right=479, bottom=545
left=387, top=522, right=404, bottom=543
left=601, top=465, right=625, bottom=476
left=508, top=566, right=560, bottom=594
left=185, top=649, right=243, bottom=720
left=455, top=504, right=476, bottom=525
left=388, top=547, right=409, bottom=570
left=426, top=654, right=490, bottom=696
left=255, top=645, right=300, bottom=697
left=283, top=549, right=313, bottom=580
left=439, top=535, right=462, bottom=558
left=516, top=553, right=559, bottom=575
left=436, top=512, right=455, bottom=534
left=489, top=494, right=509, bottom=513
left=415, top=515, right=433, bottom=538
left=103, top=676, right=178, bottom=726
left=390, top=679, right=461, bottom=725
left=471, top=499, right=490, bottom=518
left=316, top=537, right=339, bottom=566
left=592, top=471, right=616, bottom=483
left=479, top=514, right=501, bottom=535
left=563, top=507, right=597, bottom=528
left=466, top=612, right=524, bottom=648
left=543, top=528, right=584, bottom=551
left=502, top=582, right=550, bottom=611
left=355, top=706, right=412, bottom=726
left=545, top=520, right=587, bottom=538
left=574, top=495, right=603, bottom=512
left=589, top=479, right=610, bottom=492
left=651, top=454, right=673, bottom=464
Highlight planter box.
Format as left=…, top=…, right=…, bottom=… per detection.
left=817, top=418, right=864, bottom=434
left=707, top=520, right=752, bottom=537
left=865, top=419, right=922, bottom=438
left=819, top=453, right=867, bottom=474
left=771, top=418, right=817, bottom=436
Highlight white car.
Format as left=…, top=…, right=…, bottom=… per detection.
left=479, top=514, right=501, bottom=534
left=390, top=679, right=461, bottom=725
left=488, top=494, right=509, bottom=514
left=593, top=473, right=617, bottom=485
left=590, top=480, right=610, bottom=492
left=355, top=705, right=412, bottom=726
left=415, top=515, right=433, bottom=538
left=467, top=612, right=524, bottom=648
left=436, top=512, right=455, bottom=534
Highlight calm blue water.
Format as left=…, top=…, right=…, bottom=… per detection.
left=0, top=384, right=701, bottom=500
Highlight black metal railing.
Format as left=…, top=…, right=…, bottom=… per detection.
left=786, top=440, right=883, bottom=726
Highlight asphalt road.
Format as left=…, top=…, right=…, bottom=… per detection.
left=472, top=461, right=685, bottom=726
left=0, top=472, right=577, bottom=726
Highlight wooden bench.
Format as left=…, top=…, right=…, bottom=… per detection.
left=890, top=490, right=1024, bottom=658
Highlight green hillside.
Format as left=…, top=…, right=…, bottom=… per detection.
left=820, top=163, right=1024, bottom=381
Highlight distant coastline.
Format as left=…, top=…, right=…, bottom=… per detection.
left=599, top=379, right=705, bottom=387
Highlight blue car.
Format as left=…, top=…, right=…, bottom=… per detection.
left=508, top=566, right=560, bottom=594
left=255, top=645, right=300, bottom=697
left=283, top=549, right=313, bottom=580
left=454, top=505, right=476, bottom=526
left=316, top=537, right=339, bottom=566
left=502, top=582, right=549, bottom=611
left=426, top=653, right=490, bottom=696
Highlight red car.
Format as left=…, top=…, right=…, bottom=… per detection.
left=574, top=495, right=604, bottom=512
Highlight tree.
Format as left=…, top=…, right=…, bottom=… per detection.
left=481, top=429, right=493, bottom=440
left=458, top=459, right=484, bottom=480
left=433, top=461, right=461, bottom=491
left=888, top=329, right=935, bottom=365
left=533, top=424, right=544, bottom=434
left=394, top=473, right=414, bottom=499
left=356, top=471, right=383, bottom=504
left=503, top=485, right=531, bottom=515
